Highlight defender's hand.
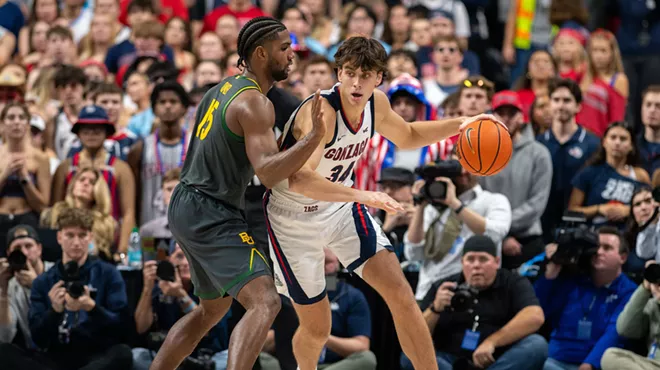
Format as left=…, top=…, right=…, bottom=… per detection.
left=309, top=89, right=327, bottom=139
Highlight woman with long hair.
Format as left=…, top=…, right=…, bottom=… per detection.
left=18, top=0, right=62, bottom=58
left=0, top=102, right=51, bottom=232
left=40, top=167, right=116, bottom=261
left=514, top=49, right=557, bottom=122
left=569, top=122, right=651, bottom=228
left=164, top=17, right=195, bottom=75
left=530, top=95, right=553, bottom=136
left=21, top=21, right=50, bottom=70
left=78, top=13, right=115, bottom=64
left=381, top=4, right=410, bottom=51
left=624, top=186, right=659, bottom=279
left=577, top=30, right=629, bottom=137
left=552, top=28, right=588, bottom=83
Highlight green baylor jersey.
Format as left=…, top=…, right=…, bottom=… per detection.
left=180, top=75, right=262, bottom=210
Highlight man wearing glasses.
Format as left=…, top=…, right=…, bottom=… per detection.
left=457, top=76, right=494, bottom=117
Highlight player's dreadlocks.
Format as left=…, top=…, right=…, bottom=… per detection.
left=236, top=17, right=287, bottom=70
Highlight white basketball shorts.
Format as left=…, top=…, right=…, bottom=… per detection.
left=263, top=192, right=392, bottom=305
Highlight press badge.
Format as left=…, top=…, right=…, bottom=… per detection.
left=462, top=330, right=480, bottom=350
left=577, top=319, right=592, bottom=340
left=649, top=341, right=657, bottom=359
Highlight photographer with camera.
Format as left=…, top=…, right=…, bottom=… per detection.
left=599, top=260, right=660, bottom=369
left=132, top=241, right=231, bottom=370
left=3, top=207, right=133, bottom=370
left=400, top=235, right=547, bottom=370
left=404, top=152, right=512, bottom=300
left=536, top=226, right=637, bottom=370
left=0, top=225, right=54, bottom=349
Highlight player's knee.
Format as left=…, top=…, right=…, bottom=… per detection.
left=249, top=290, right=281, bottom=319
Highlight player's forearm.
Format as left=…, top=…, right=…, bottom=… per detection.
left=289, top=169, right=363, bottom=203
left=257, top=132, right=324, bottom=188
left=401, top=118, right=463, bottom=150
left=485, top=306, right=544, bottom=348
left=325, top=335, right=369, bottom=358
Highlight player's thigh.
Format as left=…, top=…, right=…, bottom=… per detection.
left=328, top=203, right=393, bottom=277
left=265, top=204, right=327, bottom=305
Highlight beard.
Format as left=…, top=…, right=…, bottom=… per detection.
left=269, top=59, right=289, bottom=82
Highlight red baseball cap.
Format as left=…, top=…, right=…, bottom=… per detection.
left=492, top=90, right=523, bottom=112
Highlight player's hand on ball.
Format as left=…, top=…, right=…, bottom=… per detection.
left=360, top=191, right=405, bottom=214
left=310, top=89, right=327, bottom=138
left=459, top=114, right=508, bottom=133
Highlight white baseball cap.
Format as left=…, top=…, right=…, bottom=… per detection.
left=30, top=115, right=45, bottom=132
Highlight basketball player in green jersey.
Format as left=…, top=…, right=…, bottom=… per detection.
left=150, top=17, right=333, bottom=370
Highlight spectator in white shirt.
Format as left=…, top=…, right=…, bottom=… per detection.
left=404, top=151, right=512, bottom=300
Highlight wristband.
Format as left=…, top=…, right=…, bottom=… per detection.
left=429, top=304, right=442, bottom=315
left=182, top=301, right=196, bottom=314
left=454, top=202, right=465, bottom=215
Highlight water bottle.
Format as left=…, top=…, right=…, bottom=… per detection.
left=127, top=227, right=142, bottom=269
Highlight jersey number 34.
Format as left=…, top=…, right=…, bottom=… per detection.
left=196, top=99, right=220, bottom=140
left=326, top=162, right=355, bottom=183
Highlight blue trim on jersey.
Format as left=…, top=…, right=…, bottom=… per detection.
left=346, top=203, right=378, bottom=271
left=263, top=191, right=327, bottom=305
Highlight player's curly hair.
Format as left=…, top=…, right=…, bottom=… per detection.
left=236, top=16, right=287, bottom=69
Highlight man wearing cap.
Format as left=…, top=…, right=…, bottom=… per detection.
left=0, top=225, right=54, bottom=349
left=51, top=105, right=136, bottom=255
left=479, top=90, right=552, bottom=269
left=356, top=73, right=453, bottom=195
left=401, top=234, right=548, bottom=370
left=68, top=83, right=139, bottom=162
left=375, top=167, right=416, bottom=258
left=127, top=81, right=191, bottom=226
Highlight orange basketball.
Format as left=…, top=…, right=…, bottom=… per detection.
left=457, top=119, right=512, bottom=176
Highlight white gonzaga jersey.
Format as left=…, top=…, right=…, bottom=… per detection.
left=270, top=84, right=375, bottom=213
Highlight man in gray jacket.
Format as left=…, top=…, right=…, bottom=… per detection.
left=479, top=91, right=552, bottom=269
left=602, top=261, right=660, bottom=370
left=0, top=225, right=54, bottom=349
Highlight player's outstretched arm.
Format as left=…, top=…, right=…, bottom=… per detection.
left=287, top=99, right=403, bottom=214
left=373, top=90, right=503, bottom=150
left=240, top=90, right=326, bottom=189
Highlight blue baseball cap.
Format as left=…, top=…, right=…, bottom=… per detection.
left=71, top=105, right=116, bottom=136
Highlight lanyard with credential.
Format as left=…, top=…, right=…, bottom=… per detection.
left=154, top=130, right=187, bottom=176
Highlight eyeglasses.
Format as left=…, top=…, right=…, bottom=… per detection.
left=463, top=79, right=490, bottom=88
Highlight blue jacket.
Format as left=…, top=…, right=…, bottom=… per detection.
left=29, top=257, right=129, bottom=354
left=535, top=273, right=636, bottom=368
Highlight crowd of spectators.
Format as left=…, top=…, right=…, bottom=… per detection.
left=2, top=0, right=660, bottom=369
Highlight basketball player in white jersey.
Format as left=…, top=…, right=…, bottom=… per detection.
left=265, top=37, right=503, bottom=370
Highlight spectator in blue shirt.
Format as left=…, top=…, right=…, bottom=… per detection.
left=0, top=0, right=24, bottom=39
left=537, top=78, right=600, bottom=243
left=5, top=207, right=132, bottom=370
left=133, top=242, right=231, bottom=370
left=319, top=248, right=377, bottom=370
left=637, top=85, right=660, bottom=182
left=569, top=121, right=651, bottom=230
left=536, top=226, right=637, bottom=370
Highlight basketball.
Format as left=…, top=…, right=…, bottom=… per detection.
left=457, top=119, right=512, bottom=176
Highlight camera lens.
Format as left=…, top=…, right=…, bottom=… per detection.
left=66, top=281, right=85, bottom=299
left=645, top=264, right=660, bottom=284
left=426, top=181, right=447, bottom=200
left=156, top=260, right=176, bottom=282
left=7, top=250, right=27, bottom=272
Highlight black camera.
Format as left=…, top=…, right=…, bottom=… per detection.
left=644, top=264, right=660, bottom=284
left=450, top=283, right=479, bottom=313
left=414, top=160, right=462, bottom=205
left=156, top=260, right=176, bottom=282
left=653, top=187, right=660, bottom=202
left=551, top=212, right=598, bottom=272
left=7, top=250, right=27, bottom=273
left=62, top=261, right=85, bottom=299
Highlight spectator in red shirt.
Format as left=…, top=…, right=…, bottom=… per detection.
left=577, top=30, right=629, bottom=137
left=119, top=0, right=188, bottom=26
left=553, top=28, right=588, bottom=83
left=202, top=0, right=265, bottom=34
left=513, top=50, right=557, bottom=122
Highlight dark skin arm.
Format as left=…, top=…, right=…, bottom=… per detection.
left=225, top=89, right=326, bottom=189
left=126, top=141, right=144, bottom=221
